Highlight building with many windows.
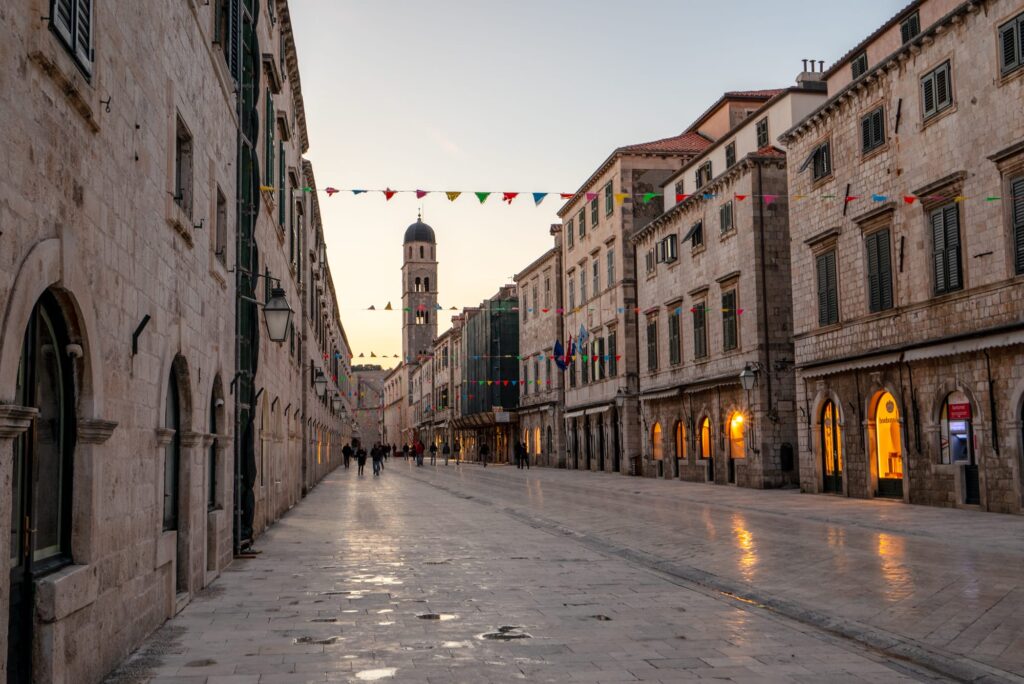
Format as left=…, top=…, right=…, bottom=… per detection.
left=780, top=0, right=1024, bottom=512
left=514, top=226, right=566, bottom=467
left=0, top=1, right=351, bottom=681
left=631, top=81, right=827, bottom=485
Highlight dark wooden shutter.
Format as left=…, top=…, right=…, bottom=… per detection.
left=608, top=333, right=617, bottom=376
left=722, top=291, right=737, bottom=350
left=935, top=63, right=951, bottom=110
left=866, top=233, right=880, bottom=311
left=931, top=208, right=947, bottom=293
left=1013, top=177, right=1024, bottom=274
left=877, top=229, right=893, bottom=310
left=1000, top=22, right=1019, bottom=72
left=943, top=205, right=961, bottom=291
left=922, top=72, right=936, bottom=117
left=817, top=252, right=838, bottom=325
left=75, top=0, right=92, bottom=69
left=872, top=109, right=884, bottom=147
left=861, top=116, right=872, bottom=153
left=817, top=253, right=829, bottom=325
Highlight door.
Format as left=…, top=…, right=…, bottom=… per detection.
left=597, top=421, right=605, bottom=471
left=611, top=413, right=620, bottom=473
left=700, top=417, right=714, bottom=483
left=8, top=293, right=76, bottom=683
left=822, top=400, right=843, bottom=493
left=584, top=418, right=591, bottom=470
left=873, top=391, right=904, bottom=498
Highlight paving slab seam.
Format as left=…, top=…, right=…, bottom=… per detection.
left=399, top=468, right=1024, bottom=684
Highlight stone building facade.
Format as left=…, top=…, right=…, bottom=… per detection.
left=514, top=227, right=566, bottom=467
left=630, top=85, right=826, bottom=485
left=0, top=1, right=350, bottom=682
left=351, top=365, right=386, bottom=445
left=780, top=0, right=1024, bottom=512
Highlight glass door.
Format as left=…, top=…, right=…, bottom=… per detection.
left=822, top=401, right=843, bottom=493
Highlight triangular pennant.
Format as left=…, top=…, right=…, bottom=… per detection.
left=676, top=193, right=689, bottom=202
left=903, top=195, right=917, bottom=204
left=352, top=189, right=367, bottom=195
left=358, top=352, right=365, bottom=358
left=384, top=302, right=393, bottom=310
left=325, top=187, right=339, bottom=197
left=560, top=193, right=573, bottom=200
left=954, top=195, right=966, bottom=203
left=702, top=193, right=714, bottom=200
left=614, top=192, right=630, bottom=205
left=486, top=381, right=493, bottom=386
left=502, top=192, right=519, bottom=204
left=446, top=191, right=461, bottom=202
left=370, top=352, right=376, bottom=358
left=642, top=192, right=658, bottom=204
left=585, top=192, right=597, bottom=201
left=367, top=305, right=376, bottom=310
left=763, top=194, right=777, bottom=206
left=845, top=195, right=860, bottom=203
left=792, top=194, right=806, bottom=201
left=985, top=196, right=1001, bottom=202
left=871, top=194, right=887, bottom=202
left=533, top=192, right=547, bottom=205
left=384, top=188, right=397, bottom=201
left=475, top=192, right=491, bottom=204
left=415, top=189, right=428, bottom=199
left=435, top=303, right=442, bottom=310
left=302, top=186, right=313, bottom=193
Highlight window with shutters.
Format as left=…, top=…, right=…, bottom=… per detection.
left=998, top=12, right=1024, bottom=75
left=579, top=267, right=587, bottom=302
left=569, top=353, right=577, bottom=387
left=645, top=248, right=655, bottom=274
left=606, top=248, right=616, bottom=286
left=568, top=276, right=575, bottom=309
left=674, top=180, right=685, bottom=197
left=604, top=181, right=614, bottom=215
left=695, top=161, right=713, bottom=189
left=722, top=290, right=738, bottom=351
left=851, top=52, right=868, bottom=79
left=725, top=142, right=736, bottom=168
left=215, top=187, right=227, bottom=265
left=720, top=201, right=734, bottom=234
left=278, top=142, right=286, bottom=226
left=756, top=118, right=769, bottom=148
left=930, top=203, right=963, bottom=295
left=812, top=142, right=831, bottom=181
left=578, top=209, right=586, bottom=238
left=646, top=317, right=658, bottom=371
left=1012, top=176, right=1024, bottom=275
left=174, top=116, right=194, bottom=218
left=264, top=90, right=275, bottom=186
left=592, top=258, right=600, bottom=293
left=900, top=11, right=920, bottom=44
left=50, top=0, right=93, bottom=76
left=590, top=196, right=599, bottom=227
left=521, top=287, right=528, bottom=322
left=668, top=308, right=681, bottom=365
left=532, top=284, right=539, bottom=316
left=581, top=342, right=589, bottom=384
left=861, top=107, right=885, bottom=153
left=865, top=229, right=893, bottom=312
left=816, top=251, right=839, bottom=326
left=686, top=220, right=704, bottom=249
left=544, top=277, right=551, bottom=308
left=608, top=332, right=618, bottom=376
left=693, top=302, right=708, bottom=359
left=566, top=219, right=574, bottom=248
left=921, top=61, right=953, bottom=120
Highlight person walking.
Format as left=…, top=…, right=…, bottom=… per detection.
left=454, top=440, right=461, bottom=465
left=342, top=442, right=353, bottom=469
left=402, top=443, right=409, bottom=461
left=429, top=442, right=438, bottom=466
left=522, top=441, right=530, bottom=469
left=414, top=438, right=425, bottom=467
left=480, top=441, right=490, bottom=467
left=356, top=446, right=367, bottom=476
left=442, top=441, right=451, bottom=466
left=515, top=440, right=525, bottom=469
left=372, top=443, right=383, bottom=476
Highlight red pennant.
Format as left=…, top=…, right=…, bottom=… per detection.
left=735, top=194, right=747, bottom=201
left=615, top=355, right=622, bottom=361
left=503, top=380, right=509, bottom=387
left=384, top=188, right=397, bottom=201
left=541, top=308, right=549, bottom=313
left=415, top=189, right=427, bottom=199
left=633, top=307, right=640, bottom=313
left=845, top=195, right=859, bottom=203
left=585, top=192, right=597, bottom=201
left=560, top=193, right=573, bottom=200
left=325, top=187, right=339, bottom=197
left=676, top=193, right=689, bottom=202
left=502, top=192, right=519, bottom=204
left=903, top=195, right=916, bottom=204
left=737, top=308, right=744, bottom=315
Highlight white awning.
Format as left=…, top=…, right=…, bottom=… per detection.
left=799, top=352, right=902, bottom=379
left=902, top=330, right=1024, bottom=362
left=585, top=406, right=610, bottom=416
left=641, top=387, right=680, bottom=401
left=564, top=410, right=585, bottom=419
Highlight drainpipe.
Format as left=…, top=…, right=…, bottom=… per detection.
left=984, top=350, right=999, bottom=455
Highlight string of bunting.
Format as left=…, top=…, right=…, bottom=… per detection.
left=362, top=302, right=744, bottom=315
left=270, top=186, right=1014, bottom=206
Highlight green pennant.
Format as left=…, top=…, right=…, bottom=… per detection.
left=475, top=192, right=491, bottom=204
left=985, top=196, right=1000, bottom=201
left=642, top=192, right=658, bottom=204
left=302, top=186, right=313, bottom=192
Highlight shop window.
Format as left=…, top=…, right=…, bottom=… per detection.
left=700, top=417, right=711, bottom=459
left=652, top=422, right=663, bottom=460
left=871, top=391, right=904, bottom=497
left=822, top=400, right=843, bottom=492
left=674, top=420, right=686, bottom=459
left=939, top=391, right=974, bottom=464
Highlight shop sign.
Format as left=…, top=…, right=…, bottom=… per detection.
left=947, top=403, right=971, bottom=420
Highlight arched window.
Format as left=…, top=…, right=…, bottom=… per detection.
left=870, top=390, right=904, bottom=498
left=822, top=400, right=842, bottom=492
left=700, top=417, right=712, bottom=459
left=728, top=412, right=746, bottom=459
left=674, top=420, right=686, bottom=459
left=419, top=246, right=424, bottom=259
left=208, top=391, right=218, bottom=511
left=12, top=291, right=76, bottom=569
left=940, top=391, right=973, bottom=464
left=652, top=422, right=663, bottom=460
left=415, top=277, right=422, bottom=292
left=424, top=277, right=430, bottom=292
left=416, top=311, right=428, bottom=325
left=534, top=427, right=541, bottom=455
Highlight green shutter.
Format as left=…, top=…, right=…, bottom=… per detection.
left=866, top=233, right=880, bottom=311
left=935, top=63, right=951, bottom=111
left=1000, top=21, right=1019, bottom=72
left=877, top=229, right=893, bottom=310
left=944, top=205, right=961, bottom=291
left=1012, top=177, right=1024, bottom=274
left=922, top=72, right=936, bottom=118
left=931, top=208, right=947, bottom=293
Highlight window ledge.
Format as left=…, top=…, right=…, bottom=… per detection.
left=861, top=143, right=889, bottom=162
left=920, top=103, right=957, bottom=132
left=29, top=51, right=99, bottom=134
left=35, top=563, right=98, bottom=623
left=166, top=203, right=195, bottom=248
left=719, top=229, right=736, bottom=242
left=691, top=245, right=707, bottom=257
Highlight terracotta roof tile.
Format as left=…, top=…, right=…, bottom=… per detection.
left=755, top=145, right=786, bottom=157
left=723, top=88, right=787, bottom=99
left=621, top=131, right=711, bottom=154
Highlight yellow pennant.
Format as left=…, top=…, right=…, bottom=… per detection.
left=259, top=185, right=274, bottom=192
left=384, top=302, right=393, bottom=310
left=446, top=191, right=461, bottom=202
left=614, top=192, right=630, bottom=205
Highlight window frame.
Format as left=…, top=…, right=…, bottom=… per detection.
left=725, top=142, right=736, bottom=168
left=930, top=202, right=963, bottom=295
left=50, top=0, right=93, bottom=78
left=646, top=316, right=659, bottom=371
left=921, top=60, right=954, bottom=121
left=604, top=181, right=614, bottom=215
left=606, top=248, right=616, bottom=286
left=720, top=201, right=734, bottom=234
left=668, top=307, right=681, bottom=365
left=861, top=106, right=886, bottom=154
left=816, top=250, right=840, bottom=326
left=590, top=196, right=599, bottom=227
left=692, top=301, right=708, bottom=359
left=566, top=219, right=574, bottom=248
left=865, top=228, right=894, bottom=312
left=851, top=51, right=869, bottom=79
left=998, top=12, right=1024, bottom=75
left=577, top=209, right=586, bottom=238
left=722, top=289, right=738, bottom=352
left=900, top=11, right=921, bottom=44
left=1011, top=175, right=1024, bottom=275
left=755, top=118, right=769, bottom=148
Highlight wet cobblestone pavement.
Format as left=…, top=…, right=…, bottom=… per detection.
left=108, top=461, right=1024, bottom=683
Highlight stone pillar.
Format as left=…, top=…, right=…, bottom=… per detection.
left=0, top=405, right=39, bottom=682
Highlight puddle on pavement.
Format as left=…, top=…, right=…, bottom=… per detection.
left=477, top=625, right=532, bottom=641
left=378, top=621, right=395, bottom=626
left=416, top=613, right=457, bottom=621
left=342, top=609, right=359, bottom=613
left=377, top=609, right=393, bottom=614
left=294, top=635, right=343, bottom=645
left=350, top=575, right=403, bottom=586
left=354, top=667, right=397, bottom=680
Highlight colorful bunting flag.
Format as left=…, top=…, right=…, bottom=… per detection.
left=560, top=193, right=573, bottom=200
left=352, top=189, right=367, bottom=195
left=871, top=194, right=887, bottom=202
left=259, top=185, right=274, bottom=192
left=763, top=194, right=777, bottom=206
left=586, top=192, right=597, bottom=201
left=384, top=188, right=397, bottom=201
left=325, top=187, right=339, bottom=197
left=475, top=192, right=491, bottom=204
left=735, top=194, right=747, bottom=201
left=384, top=302, right=392, bottom=310
left=642, top=193, right=657, bottom=204
left=533, top=192, right=547, bottom=205
left=415, top=189, right=428, bottom=199
left=502, top=192, right=519, bottom=204
left=614, top=192, right=630, bottom=205
left=446, top=191, right=461, bottom=202
left=903, top=195, right=917, bottom=204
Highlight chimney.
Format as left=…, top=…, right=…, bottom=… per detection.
left=796, top=58, right=826, bottom=91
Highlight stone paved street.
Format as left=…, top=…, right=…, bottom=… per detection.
left=107, top=462, right=1024, bottom=683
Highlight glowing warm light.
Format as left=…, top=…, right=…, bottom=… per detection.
left=731, top=414, right=744, bottom=426
left=728, top=412, right=746, bottom=459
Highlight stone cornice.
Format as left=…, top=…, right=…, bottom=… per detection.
left=77, top=419, right=118, bottom=445
left=155, top=428, right=175, bottom=447
left=0, top=405, right=38, bottom=439
left=781, top=0, right=988, bottom=145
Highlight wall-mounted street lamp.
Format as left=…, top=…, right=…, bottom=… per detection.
left=263, top=287, right=293, bottom=343
left=331, top=394, right=342, bottom=412
left=314, top=369, right=328, bottom=397
left=739, top=364, right=757, bottom=391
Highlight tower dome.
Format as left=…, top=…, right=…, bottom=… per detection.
left=403, top=219, right=435, bottom=244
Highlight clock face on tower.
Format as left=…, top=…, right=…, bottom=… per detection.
left=402, top=216, right=437, bottom=363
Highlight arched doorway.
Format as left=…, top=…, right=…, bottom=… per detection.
left=8, top=292, right=77, bottom=683
left=164, top=364, right=189, bottom=595
left=700, top=416, right=713, bottom=482
left=821, top=400, right=843, bottom=493
left=652, top=422, right=663, bottom=476
left=940, top=391, right=978, bottom=504
left=674, top=420, right=686, bottom=478
left=727, top=412, right=745, bottom=484
left=871, top=390, right=904, bottom=498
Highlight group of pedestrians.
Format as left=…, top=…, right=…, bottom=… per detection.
left=514, top=440, right=531, bottom=469
left=341, top=439, right=392, bottom=477
left=344, top=437, right=532, bottom=473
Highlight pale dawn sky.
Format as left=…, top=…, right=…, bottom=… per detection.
left=288, top=1, right=908, bottom=368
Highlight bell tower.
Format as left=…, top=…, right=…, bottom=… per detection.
left=401, top=214, right=438, bottom=363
